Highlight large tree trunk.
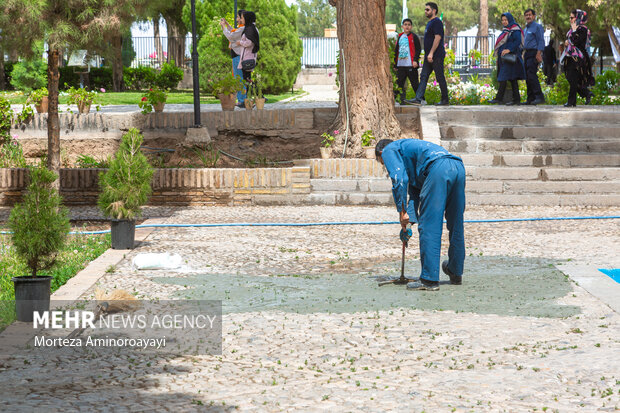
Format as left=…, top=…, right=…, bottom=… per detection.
left=327, top=0, right=401, bottom=158
left=111, top=34, right=124, bottom=92
left=479, top=0, right=489, bottom=66
left=153, top=17, right=165, bottom=67
left=47, top=49, right=61, bottom=179
left=167, top=21, right=186, bottom=66
left=608, top=26, right=620, bottom=72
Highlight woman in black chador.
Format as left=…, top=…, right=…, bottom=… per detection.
left=562, top=9, right=594, bottom=107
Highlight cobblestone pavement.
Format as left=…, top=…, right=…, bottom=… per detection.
left=1, top=205, right=619, bottom=412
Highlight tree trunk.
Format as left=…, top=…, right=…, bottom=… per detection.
left=111, top=34, right=124, bottom=92
left=479, top=0, right=489, bottom=66
left=47, top=49, right=61, bottom=179
left=167, top=22, right=186, bottom=66
left=153, top=17, right=165, bottom=67
left=0, top=48, right=5, bottom=91
left=327, top=0, right=401, bottom=158
left=607, top=26, right=620, bottom=72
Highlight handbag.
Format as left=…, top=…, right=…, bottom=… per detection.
left=241, top=59, right=256, bottom=71
left=501, top=53, right=517, bottom=64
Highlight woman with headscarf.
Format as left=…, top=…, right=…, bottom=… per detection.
left=233, top=11, right=260, bottom=108
left=220, top=9, right=246, bottom=106
left=489, top=12, right=526, bottom=105
left=562, top=9, right=594, bottom=107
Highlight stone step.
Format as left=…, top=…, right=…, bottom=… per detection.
left=440, top=125, right=620, bottom=140
left=443, top=139, right=620, bottom=154
left=437, top=107, right=620, bottom=126
left=305, top=192, right=620, bottom=206
left=459, top=153, right=620, bottom=167
left=466, top=167, right=620, bottom=181
left=466, top=180, right=620, bottom=194
left=310, top=179, right=391, bottom=192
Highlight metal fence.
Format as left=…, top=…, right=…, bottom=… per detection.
left=123, top=36, right=193, bottom=68
left=301, top=37, right=339, bottom=67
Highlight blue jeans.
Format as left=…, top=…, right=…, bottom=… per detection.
left=416, top=158, right=466, bottom=282
left=415, top=56, right=449, bottom=102
left=232, top=56, right=246, bottom=104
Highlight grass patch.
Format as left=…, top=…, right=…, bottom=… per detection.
left=0, top=232, right=111, bottom=329
left=1, top=90, right=303, bottom=106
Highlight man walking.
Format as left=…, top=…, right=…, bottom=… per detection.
left=376, top=138, right=466, bottom=291
left=394, top=18, right=422, bottom=105
left=408, top=2, right=449, bottom=106
left=523, top=8, right=545, bottom=105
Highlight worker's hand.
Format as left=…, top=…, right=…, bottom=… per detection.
left=400, top=227, right=413, bottom=246
left=399, top=210, right=409, bottom=229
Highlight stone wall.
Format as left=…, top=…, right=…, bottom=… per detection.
left=0, top=166, right=311, bottom=207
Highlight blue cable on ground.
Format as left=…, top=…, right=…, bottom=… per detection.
left=2, top=215, right=616, bottom=235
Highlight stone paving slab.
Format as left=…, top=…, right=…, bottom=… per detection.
left=0, top=205, right=618, bottom=411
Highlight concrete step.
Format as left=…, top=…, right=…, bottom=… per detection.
left=437, top=107, right=620, bottom=126
left=466, top=167, right=620, bottom=181
left=440, top=125, right=620, bottom=140
left=305, top=191, right=620, bottom=206
left=443, top=139, right=620, bottom=154
left=459, top=153, right=620, bottom=167
left=466, top=180, right=620, bottom=194
left=310, top=178, right=391, bottom=192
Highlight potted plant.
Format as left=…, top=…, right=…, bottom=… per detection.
left=361, top=130, right=376, bottom=159
left=66, top=85, right=103, bottom=114
left=320, top=130, right=337, bottom=159
left=98, top=128, right=154, bottom=249
left=212, top=74, right=244, bottom=111
left=254, top=82, right=266, bottom=110
left=28, top=87, right=49, bottom=113
left=138, top=87, right=167, bottom=114
left=9, top=164, right=71, bottom=322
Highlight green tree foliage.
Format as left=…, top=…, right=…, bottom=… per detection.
left=9, top=59, right=46, bottom=92
left=198, top=16, right=233, bottom=95
left=297, top=0, right=336, bottom=37
left=403, top=0, right=479, bottom=36
left=8, top=165, right=70, bottom=276
left=98, top=128, right=154, bottom=221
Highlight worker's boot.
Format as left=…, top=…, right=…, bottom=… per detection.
left=442, top=260, right=462, bottom=285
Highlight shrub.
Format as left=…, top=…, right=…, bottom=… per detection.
left=0, top=96, right=13, bottom=144
left=98, top=128, right=154, bottom=220
left=58, top=67, right=113, bottom=91
left=591, top=70, right=620, bottom=105
left=8, top=165, right=70, bottom=276
left=0, top=134, right=27, bottom=168
left=2, top=61, right=15, bottom=91
left=198, top=16, right=234, bottom=95
left=542, top=73, right=570, bottom=105
left=123, top=66, right=158, bottom=90
left=155, top=60, right=184, bottom=90
left=10, top=59, right=47, bottom=92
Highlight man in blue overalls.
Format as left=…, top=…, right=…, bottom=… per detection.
left=376, top=139, right=466, bottom=290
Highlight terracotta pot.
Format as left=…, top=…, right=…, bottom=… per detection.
left=218, top=93, right=236, bottom=111
left=154, top=102, right=165, bottom=112
left=244, top=99, right=254, bottom=110
left=364, top=146, right=376, bottom=159
left=35, top=96, right=48, bottom=113
left=255, top=98, right=266, bottom=110
left=320, top=147, right=332, bottom=159
left=77, top=102, right=91, bottom=114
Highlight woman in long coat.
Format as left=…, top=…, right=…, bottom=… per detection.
left=563, top=9, right=594, bottom=107
left=489, top=12, right=526, bottom=105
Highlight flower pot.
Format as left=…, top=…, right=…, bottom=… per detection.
left=320, top=147, right=332, bottom=159
left=218, top=93, right=236, bottom=111
left=255, top=98, right=266, bottom=110
left=78, top=102, right=91, bottom=114
left=35, top=96, right=48, bottom=113
left=111, top=219, right=136, bottom=249
left=154, top=102, right=165, bottom=112
left=11, top=276, right=52, bottom=322
left=364, top=146, right=376, bottom=159
left=244, top=99, right=254, bottom=110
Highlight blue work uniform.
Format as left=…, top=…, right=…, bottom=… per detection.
left=381, top=139, right=466, bottom=282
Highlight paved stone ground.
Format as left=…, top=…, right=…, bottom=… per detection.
left=1, top=205, right=619, bottom=412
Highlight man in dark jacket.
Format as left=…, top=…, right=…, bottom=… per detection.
left=394, top=18, right=422, bottom=104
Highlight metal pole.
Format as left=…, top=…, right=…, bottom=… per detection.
left=234, top=0, right=238, bottom=28
left=191, top=0, right=200, bottom=126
